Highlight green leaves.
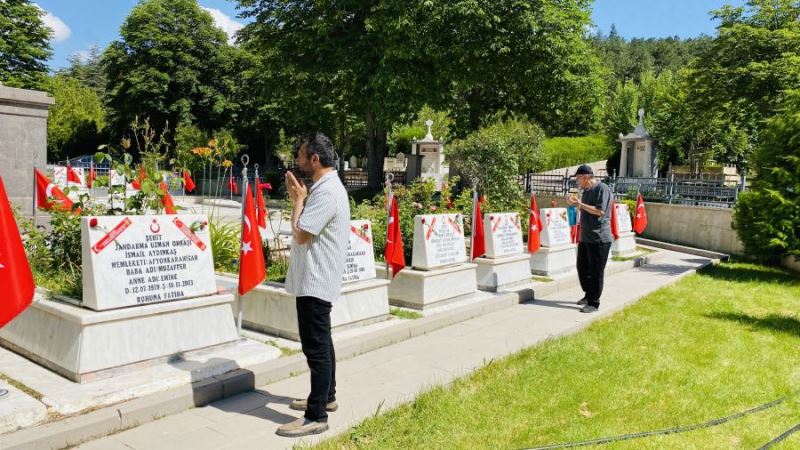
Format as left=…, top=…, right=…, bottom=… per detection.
left=0, top=0, right=52, bottom=89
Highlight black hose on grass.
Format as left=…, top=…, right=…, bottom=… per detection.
left=757, top=423, right=800, bottom=450
left=524, top=396, right=786, bottom=449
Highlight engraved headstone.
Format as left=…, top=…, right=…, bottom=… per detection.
left=81, top=214, right=217, bottom=310
left=539, top=208, right=571, bottom=247
left=615, top=203, right=633, bottom=233
left=484, top=212, right=523, bottom=258
left=342, top=220, right=377, bottom=283
left=411, top=213, right=467, bottom=270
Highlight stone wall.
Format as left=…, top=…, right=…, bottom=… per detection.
left=0, top=85, right=54, bottom=214
left=536, top=194, right=744, bottom=256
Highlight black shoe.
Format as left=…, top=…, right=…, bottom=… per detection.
left=576, top=297, right=588, bottom=306
left=580, top=305, right=598, bottom=313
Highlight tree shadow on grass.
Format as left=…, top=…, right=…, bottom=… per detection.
left=698, top=263, right=800, bottom=285
left=706, top=312, right=800, bottom=338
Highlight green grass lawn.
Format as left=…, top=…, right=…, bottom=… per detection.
left=316, top=262, right=800, bottom=449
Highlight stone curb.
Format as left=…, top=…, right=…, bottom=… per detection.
left=636, top=238, right=730, bottom=261
left=0, top=248, right=673, bottom=449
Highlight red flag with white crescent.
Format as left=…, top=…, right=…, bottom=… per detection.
left=384, top=195, right=405, bottom=278
left=0, top=176, right=35, bottom=328
left=183, top=169, right=196, bottom=193
left=633, top=193, right=648, bottom=234
left=35, top=168, right=74, bottom=212
left=471, top=195, right=486, bottom=260
left=66, top=163, right=82, bottom=186
left=528, top=193, right=543, bottom=253
left=239, top=183, right=266, bottom=295
left=159, top=182, right=177, bottom=214
left=255, top=175, right=267, bottom=229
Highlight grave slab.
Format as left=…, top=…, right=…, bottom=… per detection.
left=612, top=231, right=637, bottom=257
left=0, top=292, right=239, bottom=383
left=475, top=253, right=532, bottom=292
left=529, top=243, right=577, bottom=276
left=377, top=262, right=478, bottom=310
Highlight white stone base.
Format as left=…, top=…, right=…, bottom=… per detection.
left=529, top=243, right=577, bottom=276
left=376, top=263, right=478, bottom=310
left=475, top=254, right=531, bottom=292
left=612, top=231, right=637, bottom=257
left=231, top=278, right=391, bottom=341
left=0, top=293, right=239, bottom=383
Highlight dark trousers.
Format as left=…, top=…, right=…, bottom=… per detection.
left=577, top=242, right=612, bottom=307
left=296, top=296, right=337, bottom=422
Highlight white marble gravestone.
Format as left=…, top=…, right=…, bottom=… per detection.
left=109, top=169, right=126, bottom=186
left=411, top=213, right=467, bottom=270
left=612, top=203, right=637, bottom=257
left=615, top=203, right=633, bottom=233
left=81, top=214, right=217, bottom=310
left=343, top=220, right=377, bottom=283
left=530, top=207, right=577, bottom=275
left=539, top=208, right=572, bottom=247
left=484, top=213, right=524, bottom=258
left=475, top=212, right=529, bottom=292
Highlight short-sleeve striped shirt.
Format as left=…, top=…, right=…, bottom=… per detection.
left=284, top=170, right=351, bottom=303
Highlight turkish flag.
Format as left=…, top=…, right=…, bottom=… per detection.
left=0, top=176, right=35, bottom=328
left=183, top=170, right=195, bottom=193
left=159, top=182, right=177, bottom=214
left=471, top=195, right=486, bottom=260
left=228, top=174, right=239, bottom=195
left=66, top=163, right=82, bottom=186
left=239, top=183, right=266, bottom=295
left=633, top=193, right=648, bottom=234
left=384, top=195, right=405, bottom=278
left=610, top=200, right=619, bottom=240
left=528, top=193, right=543, bottom=253
left=35, top=169, right=74, bottom=211
left=87, top=166, right=97, bottom=188
left=255, top=176, right=267, bottom=229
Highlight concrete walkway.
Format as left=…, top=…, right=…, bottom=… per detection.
left=75, top=250, right=712, bottom=450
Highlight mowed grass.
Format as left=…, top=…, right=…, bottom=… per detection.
left=315, top=262, right=800, bottom=449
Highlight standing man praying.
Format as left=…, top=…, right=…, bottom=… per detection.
left=277, top=132, right=350, bottom=438
left=567, top=164, right=613, bottom=313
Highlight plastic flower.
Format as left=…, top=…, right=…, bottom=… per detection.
left=222, top=159, right=233, bottom=168
left=208, top=138, right=217, bottom=148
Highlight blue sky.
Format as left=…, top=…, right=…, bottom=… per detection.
left=37, top=0, right=747, bottom=70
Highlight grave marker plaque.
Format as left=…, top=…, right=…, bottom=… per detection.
left=484, top=212, right=523, bottom=258
left=342, top=220, right=377, bottom=283
left=81, top=214, right=217, bottom=310
left=411, top=213, right=467, bottom=270
left=540, top=208, right=571, bottom=247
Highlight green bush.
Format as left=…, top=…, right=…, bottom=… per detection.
left=734, top=91, right=800, bottom=261
left=92, top=175, right=109, bottom=188
left=541, top=135, right=615, bottom=172
left=389, top=125, right=426, bottom=155
left=449, top=117, right=544, bottom=214
left=209, top=220, right=240, bottom=273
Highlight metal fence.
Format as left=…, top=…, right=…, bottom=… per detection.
left=521, top=171, right=748, bottom=209
left=342, top=170, right=405, bottom=188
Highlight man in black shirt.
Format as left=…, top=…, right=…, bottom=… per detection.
left=567, top=165, right=613, bottom=313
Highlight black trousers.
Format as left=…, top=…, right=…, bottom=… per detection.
left=296, top=296, right=337, bottom=422
left=576, top=242, right=612, bottom=307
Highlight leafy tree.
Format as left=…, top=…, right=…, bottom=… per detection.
left=686, top=0, right=800, bottom=169
left=45, top=74, right=106, bottom=161
left=238, top=0, right=605, bottom=188
left=0, top=0, right=52, bottom=89
left=60, top=44, right=107, bottom=100
left=734, top=91, right=800, bottom=262
left=103, top=0, right=240, bottom=140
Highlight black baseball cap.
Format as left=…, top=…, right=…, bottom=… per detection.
left=575, top=164, right=593, bottom=176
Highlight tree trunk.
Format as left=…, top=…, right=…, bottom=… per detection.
left=365, top=110, right=387, bottom=190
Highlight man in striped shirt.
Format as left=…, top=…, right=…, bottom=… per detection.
left=277, top=132, right=350, bottom=438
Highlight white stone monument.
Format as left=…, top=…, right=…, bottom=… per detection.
left=378, top=213, right=477, bottom=309
left=411, top=120, right=448, bottom=190
left=0, top=214, right=240, bottom=382
left=530, top=207, right=578, bottom=275
left=618, top=109, right=658, bottom=177
left=612, top=203, right=637, bottom=257
left=474, top=213, right=531, bottom=291
left=349, top=155, right=358, bottom=170
left=230, top=220, right=389, bottom=340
